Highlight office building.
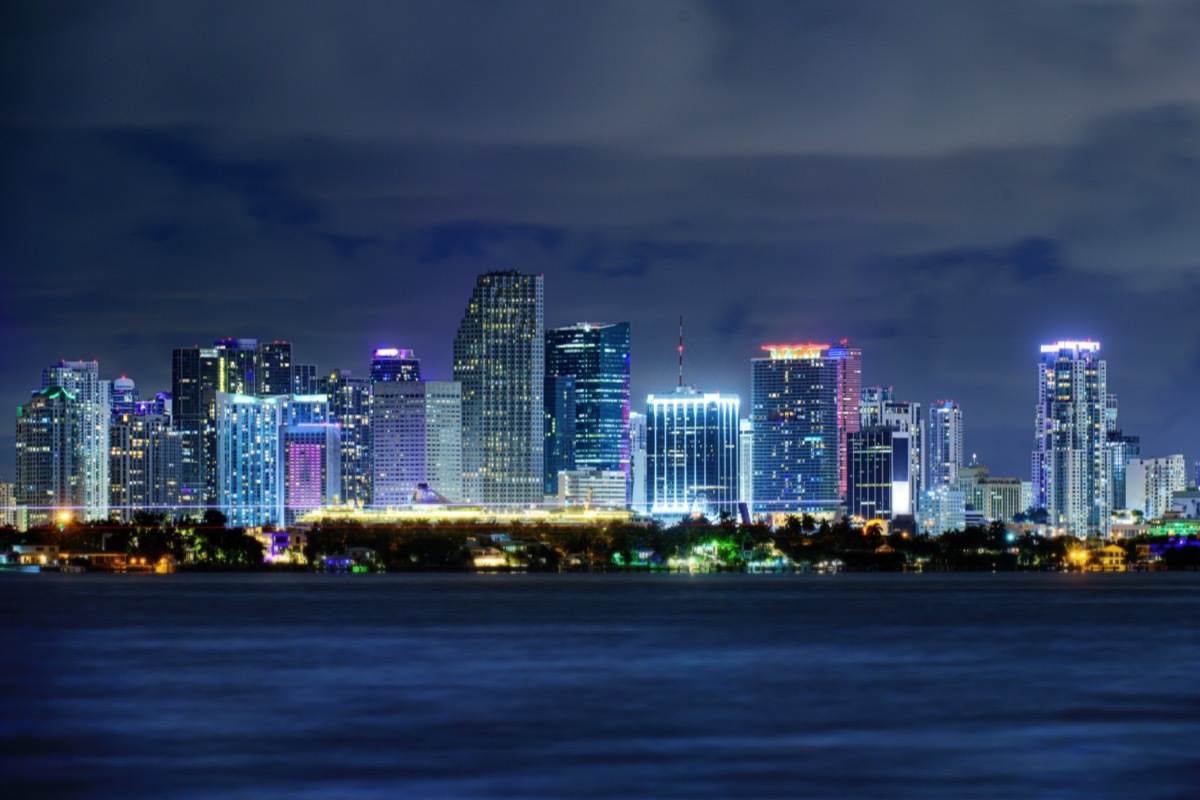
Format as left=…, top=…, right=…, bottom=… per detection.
left=291, top=364, right=319, bottom=395
left=544, top=322, right=631, bottom=498
left=370, top=348, right=421, bottom=384
left=928, top=400, right=963, bottom=489
left=543, top=374, right=576, bottom=495
left=921, top=487, right=966, bottom=536
left=109, top=411, right=183, bottom=521
left=324, top=369, right=372, bottom=506
left=827, top=342, right=862, bottom=497
left=1126, top=456, right=1187, bottom=521
left=0, top=481, right=23, bottom=530
left=557, top=469, right=628, bottom=509
left=751, top=344, right=842, bottom=516
left=110, top=376, right=140, bottom=418
left=1032, top=340, right=1110, bottom=536
left=281, top=395, right=340, bottom=526
left=255, top=341, right=293, bottom=395
left=847, top=426, right=912, bottom=520
left=215, top=392, right=285, bottom=528
left=172, top=345, right=221, bottom=509
left=646, top=388, right=739, bottom=518
left=372, top=381, right=463, bottom=506
left=1105, top=431, right=1140, bottom=512
left=15, top=386, right=80, bottom=527
left=629, top=411, right=647, bottom=512
left=453, top=271, right=544, bottom=505
left=42, top=360, right=110, bottom=521
left=738, top=418, right=754, bottom=506
left=860, top=386, right=923, bottom=514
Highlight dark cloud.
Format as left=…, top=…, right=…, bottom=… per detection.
left=3, top=1, right=1200, bottom=479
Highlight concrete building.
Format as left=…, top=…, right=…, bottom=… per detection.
left=557, top=469, right=628, bottom=509
left=738, top=418, right=754, bottom=507
left=453, top=272, right=544, bottom=506
left=629, top=411, right=647, bottom=512
left=646, top=388, right=739, bottom=519
left=922, top=487, right=966, bottom=535
left=1032, top=341, right=1110, bottom=536
left=371, top=381, right=463, bottom=506
left=1126, top=456, right=1187, bottom=521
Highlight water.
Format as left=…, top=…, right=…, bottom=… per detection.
left=2, top=573, right=1198, bottom=798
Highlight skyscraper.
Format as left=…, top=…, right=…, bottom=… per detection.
left=847, top=426, right=911, bottom=521
left=371, top=381, right=463, bottom=505
left=281, top=395, right=340, bottom=526
left=860, top=387, right=923, bottom=514
left=215, top=392, right=285, bottom=528
left=172, top=345, right=220, bottom=509
left=1105, top=430, right=1140, bottom=512
left=110, top=410, right=183, bottom=521
left=543, top=374, right=576, bottom=495
left=291, top=364, right=319, bottom=395
left=453, top=271, right=544, bottom=506
left=544, top=322, right=631, bottom=497
left=751, top=344, right=841, bottom=516
left=646, top=388, right=739, bottom=518
left=827, top=341, right=862, bottom=498
left=15, top=386, right=80, bottom=527
left=1032, top=340, right=1109, bottom=536
left=42, top=360, right=110, bottom=521
left=255, top=341, right=293, bottom=395
left=629, top=411, right=647, bottom=512
left=1125, top=456, right=1186, bottom=521
left=928, top=400, right=964, bottom=489
left=370, top=348, right=421, bottom=383
left=324, top=369, right=372, bottom=506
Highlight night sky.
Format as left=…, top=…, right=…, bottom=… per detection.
left=4, top=1, right=1200, bottom=482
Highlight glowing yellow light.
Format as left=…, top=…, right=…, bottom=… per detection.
left=58, top=511, right=72, bottom=524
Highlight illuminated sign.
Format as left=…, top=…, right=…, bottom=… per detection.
left=761, top=344, right=830, bottom=360
left=1040, top=340, right=1100, bottom=354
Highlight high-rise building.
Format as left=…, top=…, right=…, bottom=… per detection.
left=1032, top=340, right=1110, bottom=536
left=629, top=411, right=647, bottom=512
left=215, top=338, right=258, bottom=395
left=291, top=364, right=319, bottom=395
left=172, top=345, right=221, bottom=509
left=370, top=348, right=421, bottom=384
left=953, top=461, right=1022, bottom=522
left=847, top=426, right=912, bottom=521
left=646, top=388, right=740, bottom=518
left=15, top=386, right=80, bottom=527
left=0, top=481, right=23, bottom=530
left=543, top=374, right=576, bottom=495
left=110, top=376, right=140, bottom=418
left=215, top=392, right=285, bottom=528
left=544, top=322, right=631, bottom=497
left=109, top=411, right=183, bottom=521
left=557, top=469, right=628, bottom=509
left=42, top=360, right=110, bottom=521
left=453, top=271, right=544, bottom=506
left=860, top=387, right=923, bottom=514
left=928, top=400, right=963, bottom=489
left=1105, top=431, right=1140, bottom=512
left=738, top=418, right=754, bottom=506
left=255, top=341, right=293, bottom=395
left=324, top=370, right=372, bottom=507
left=1126, top=456, right=1187, bottom=521
left=281, top=395, right=340, bottom=526
left=827, top=341, right=862, bottom=498
left=751, top=344, right=841, bottom=516
left=371, top=381, right=463, bottom=506
left=921, top=487, right=966, bottom=535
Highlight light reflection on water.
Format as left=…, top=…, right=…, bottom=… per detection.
left=2, top=573, right=1199, bottom=798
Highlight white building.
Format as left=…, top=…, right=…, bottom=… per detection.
left=557, top=469, right=628, bottom=509
left=646, top=389, right=739, bottom=519
left=860, top=387, right=923, bottom=514
left=372, top=381, right=463, bottom=506
left=629, top=411, right=647, bottom=512
left=216, top=393, right=285, bottom=528
left=1032, top=341, right=1110, bottom=537
left=1126, top=456, right=1187, bottom=521
left=42, top=360, right=111, bottom=521
left=738, top=418, right=754, bottom=506
left=928, top=400, right=963, bottom=490
left=922, top=487, right=965, bottom=535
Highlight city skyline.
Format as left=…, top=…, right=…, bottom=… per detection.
left=5, top=3, right=1200, bottom=483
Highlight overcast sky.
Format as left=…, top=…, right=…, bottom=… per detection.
left=4, top=0, right=1200, bottom=480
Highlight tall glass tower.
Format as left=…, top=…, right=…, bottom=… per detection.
left=645, top=388, right=739, bottom=518
left=928, top=400, right=964, bottom=489
left=453, top=271, right=545, bottom=505
left=751, top=344, right=842, bottom=516
left=544, top=322, right=631, bottom=496
left=370, top=348, right=421, bottom=383
left=1032, top=340, right=1109, bottom=536
left=42, top=360, right=110, bottom=521
left=324, top=369, right=373, bottom=507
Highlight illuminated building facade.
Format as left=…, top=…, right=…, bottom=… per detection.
left=629, top=411, right=647, bottom=512
left=109, top=411, right=183, bottom=521
left=543, top=374, right=576, bottom=495
left=1105, top=430, right=1140, bottom=511
left=215, top=392, right=285, bottom=528
left=1126, top=456, right=1186, bottom=521
left=0, top=481, right=21, bottom=530
left=371, top=381, right=463, bottom=505
left=110, top=377, right=139, bottom=418
left=324, top=369, right=372, bottom=506
left=860, top=386, right=923, bottom=514
left=739, top=418, right=754, bottom=506
left=42, top=360, right=110, bottom=521
left=453, top=271, right=545, bottom=506
left=646, top=388, right=739, bottom=518
left=751, top=345, right=841, bottom=515
left=291, top=363, right=319, bottom=395
left=847, top=426, right=911, bottom=520
left=172, top=345, right=221, bottom=509
left=15, top=386, right=81, bottom=527
left=255, top=341, right=292, bottom=395
left=282, top=395, right=340, bottom=526
left=370, top=348, right=421, bottom=383
left=929, top=400, right=963, bottom=489
left=1032, top=340, right=1110, bottom=536
left=544, top=322, right=631, bottom=497
left=827, top=341, right=862, bottom=497
left=556, top=469, right=628, bottom=509
left=921, top=487, right=966, bottom=535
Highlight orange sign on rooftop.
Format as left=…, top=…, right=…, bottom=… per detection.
left=761, top=344, right=830, bottom=360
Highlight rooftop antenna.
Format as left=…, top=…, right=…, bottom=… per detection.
left=678, top=315, right=684, bottom=388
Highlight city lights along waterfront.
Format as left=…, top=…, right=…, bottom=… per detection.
left=4, top=271, right=1200, bottom=574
